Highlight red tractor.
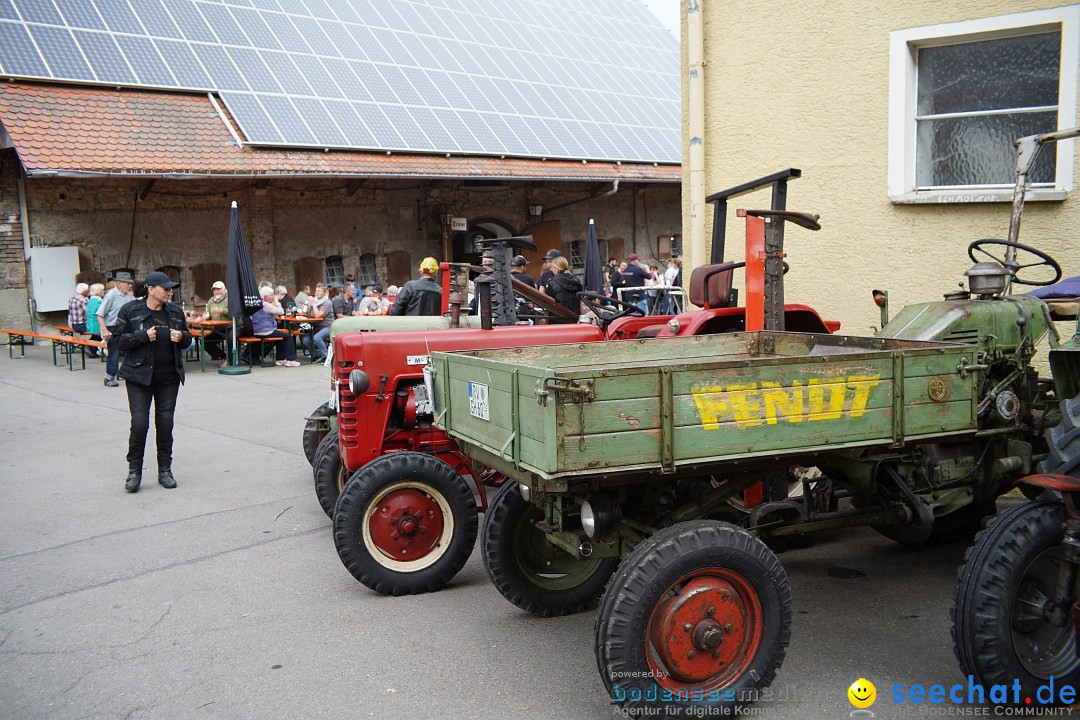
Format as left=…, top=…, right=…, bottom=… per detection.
left=315, top=169, right=840, bottom=596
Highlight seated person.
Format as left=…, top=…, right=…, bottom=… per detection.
left=251, top=287, right=300, bottom=366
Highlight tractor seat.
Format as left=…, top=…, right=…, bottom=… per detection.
left=689, top=264, right=735, bottom=309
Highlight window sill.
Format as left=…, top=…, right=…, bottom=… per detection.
left=890, top=189, right=1068, bottom=204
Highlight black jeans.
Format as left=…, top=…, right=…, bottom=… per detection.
left=126, top=379, right=181, bottom=470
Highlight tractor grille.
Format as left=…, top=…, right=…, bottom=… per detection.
left=335, top=359, right=358, bottom=447
left=942, top=329, right=980, bottom=345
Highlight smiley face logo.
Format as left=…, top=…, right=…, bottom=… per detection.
left=848, top=678, right=876, bottom=708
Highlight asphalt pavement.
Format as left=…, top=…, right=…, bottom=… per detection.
left=0, top=345, right=1022, bottom=719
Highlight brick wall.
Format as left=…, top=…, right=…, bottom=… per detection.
left=7, top=174, right=680, bottom=314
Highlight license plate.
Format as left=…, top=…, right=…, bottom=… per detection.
left=468, top=382, right=489, bottom=421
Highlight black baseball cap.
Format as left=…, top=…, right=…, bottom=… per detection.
left=511, top=255, right=528, bottom=267
left=143, top=271, right=178, bottom=288
left=542, top=249, right=562, bottom=260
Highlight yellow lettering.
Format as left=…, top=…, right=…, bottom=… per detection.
left=727, top=383, right=763, bottom=428
left=847, top=375, right=883, bottom=418
left=691, top=385, right=729, bottom=431
left=761, top=381, right=803, bottom=424
left=807, top=377, right=846, bottom=421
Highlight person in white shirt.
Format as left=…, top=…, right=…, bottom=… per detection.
left=358, top=285, right=389, bottom=316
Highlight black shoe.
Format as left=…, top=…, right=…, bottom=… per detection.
left=125, top=470, right=142, bottom=493
left=158, top=467, right=177, bottom=489
left=104, top=377, right=119, bottom=387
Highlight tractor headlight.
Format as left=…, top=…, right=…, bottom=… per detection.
left=581, top=495, right=620, bottom=539
left=518, top=483, right=531, bottom=502
left=349, top=369, right=371, bottom=396
left=666, top=318, right=681, bottom=335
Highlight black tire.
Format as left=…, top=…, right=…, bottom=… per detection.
left=312, top=430, right=347, bottom=518
left=952, top=500, right=1080, bottom=703
left=595, top=521, right=791, bottom=717
left=312, top=429, right=337, bottom=482
left=333, top=451, right=478, bottom=596
left=302, top=402, right=335, bottom=466
left=482, top=480, right=618, bottom=617
left=1041, top=395, right=1080, bottom=476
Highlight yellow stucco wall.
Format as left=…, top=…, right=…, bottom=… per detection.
left=682, top=0, right=1080, bottom=341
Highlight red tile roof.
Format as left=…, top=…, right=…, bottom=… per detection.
left=0, top=82, right=681, bottom=183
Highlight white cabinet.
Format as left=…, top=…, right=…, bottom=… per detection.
left=30, top=246, right=80, bottom=312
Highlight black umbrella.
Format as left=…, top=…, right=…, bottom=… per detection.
left=583, top=218, right=604, bottom=294
left=223, top=201, right=261, bottom=372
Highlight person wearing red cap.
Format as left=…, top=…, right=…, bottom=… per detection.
left=621, top=253, right=654, bottom=311
left=112, top=271, right=193, bottom=493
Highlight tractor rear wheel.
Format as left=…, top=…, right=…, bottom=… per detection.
left=952, top=500, right=1080, bottom=701
left=312, top=430, right=347, bottom=518
left=482, top=480, right=617, bottom=617
left=303, top=402, right=335, bottom=466
left=595, top=521, right=790, bottom=717
left=333, top=451, right=477, bottom=596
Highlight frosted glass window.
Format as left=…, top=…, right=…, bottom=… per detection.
left=914, top=31, right=1060, bottom=188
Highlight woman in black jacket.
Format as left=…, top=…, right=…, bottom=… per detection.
left=543, top=256, right=583, bottom=324
left=113, top=271, right=193, bottom=493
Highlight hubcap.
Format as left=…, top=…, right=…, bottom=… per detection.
left=1012, top=547, right=1080, bottom=679
left=647, top=570, right=763, bottom=689
left=362, top=481, right=453, bottom=571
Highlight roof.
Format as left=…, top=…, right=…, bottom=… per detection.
left=0, top=0, right=680, bottom=163
left=0, top=82, right=680, bottom=182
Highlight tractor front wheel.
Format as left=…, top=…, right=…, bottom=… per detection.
left=312, top=430, right=347, bottom=518
left=596, top=521, right=791, bottom=717
left=483, top=480, right=617, bottom=617
left=302, top=402, right=335, bottom=466
left=333, top=451, right=478, bottom=596
left=952, top=500, right=1080, bottom=701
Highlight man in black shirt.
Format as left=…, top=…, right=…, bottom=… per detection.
left=510, top=255, right=536, bottom=288
left=390, top=257, right=443, bottom=316
left=538, top=248, right=562, bottom=289
left=113, top=271, right=192, bottom=493
left=621, top=253, right=654, bottom=311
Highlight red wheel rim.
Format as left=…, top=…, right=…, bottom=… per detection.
left=366, top=486, right=446, bottom=563
left=645, top=568, right=763, bottom=692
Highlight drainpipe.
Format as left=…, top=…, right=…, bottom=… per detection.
left=542, top=178, right=620, bottom=216
left=687, top=0, right=707, bottom=275
left=16, top=171, right=35, bottom=329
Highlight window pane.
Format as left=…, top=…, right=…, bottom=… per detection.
left=917, top=32, right=1060, bottom=115
left=915, top=111, right=1057, bottom=187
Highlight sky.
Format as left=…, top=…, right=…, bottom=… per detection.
left=643, top=0, right=681, bottom=38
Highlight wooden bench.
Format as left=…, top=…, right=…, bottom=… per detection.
left=52, top=324, right=106, bottom=363
left=2, top=328, right=103, bottom=370
left=237, top=336, right=282, bottom=368
left=52, top=335, right=105, bottom=371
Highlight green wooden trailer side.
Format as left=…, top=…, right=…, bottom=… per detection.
left=432, top=331, right=979, bottom=490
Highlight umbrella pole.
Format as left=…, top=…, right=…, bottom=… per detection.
left=218, top=315, right=251, bottom=375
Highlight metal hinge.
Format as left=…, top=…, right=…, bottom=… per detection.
left=536, top=377, right=594, bottom=407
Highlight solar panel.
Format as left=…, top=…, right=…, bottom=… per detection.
left=0, top=0, right=680, bottom=163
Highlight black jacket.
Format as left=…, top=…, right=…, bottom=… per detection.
left=544, top=273, right=583, bottom=323
left=114, top=299, right=192, bottom=385
left=389, top=276, right=442, bottom=316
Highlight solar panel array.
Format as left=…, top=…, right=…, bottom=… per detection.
left=0, top=0, right=680, bottom=163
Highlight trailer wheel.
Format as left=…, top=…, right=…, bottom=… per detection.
left=303, top=402, right=335, bottom=466
left=483, top=480, right=617, bottom=617
left=596, top=521, right=791, bottom=717
left=951, top=500, right=1080, bottom=701
left=312, top=430, right=347, bottom=518
left=333, top=451, right=477, bottom=596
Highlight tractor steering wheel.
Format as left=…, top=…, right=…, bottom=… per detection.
left=966, top=239, right=1062, bottom=287
left=579, top=291, right=646, bottom=329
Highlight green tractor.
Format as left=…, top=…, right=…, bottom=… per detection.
left=429, top=129, right=1075, bottom=716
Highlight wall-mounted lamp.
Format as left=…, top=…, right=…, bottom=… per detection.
left=528, top=204, right=543, bottom=219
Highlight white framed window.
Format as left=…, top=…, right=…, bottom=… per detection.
left=888, top=7, right=1079, bottom=204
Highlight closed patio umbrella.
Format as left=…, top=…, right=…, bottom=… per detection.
left=222, top=201, right=262, bottom=375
